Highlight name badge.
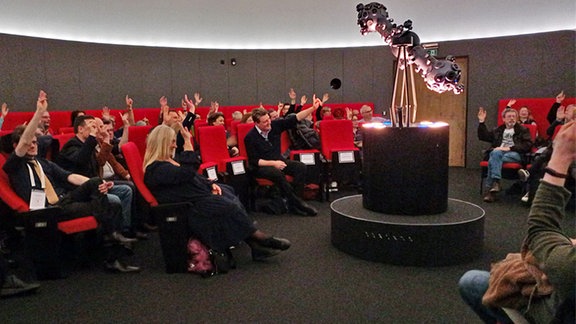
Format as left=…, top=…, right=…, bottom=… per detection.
left=29, top=189, right=46, bottom=210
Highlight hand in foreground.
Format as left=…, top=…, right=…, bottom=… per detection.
left=98, top=180, right=114, bottom=194
left=211, top=183, right=222, bottom=195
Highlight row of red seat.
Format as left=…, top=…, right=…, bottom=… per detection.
left=1, top=102, right=375, bottom=134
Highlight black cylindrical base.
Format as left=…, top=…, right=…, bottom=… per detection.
left=362, top=126, right=449, bottom=215
left=331, top=195, right=484, bottom=266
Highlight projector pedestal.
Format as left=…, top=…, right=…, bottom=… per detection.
left=331, top=126, right=484, bottom=266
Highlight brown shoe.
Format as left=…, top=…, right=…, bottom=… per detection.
left=489, top=181, right=501, bottom=193
left=483, top=191, right=495, bottom=203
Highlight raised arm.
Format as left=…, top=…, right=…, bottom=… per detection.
left=296, top=94, right=322, bottom=121
left=526, top=121, right=576, bottom=300
left=15, top=90, right=47, bottom=157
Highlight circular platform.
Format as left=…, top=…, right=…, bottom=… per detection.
left=331, top=195, right=485, bottom=266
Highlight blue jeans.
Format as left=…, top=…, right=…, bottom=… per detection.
left=107, top=184, right=133, bottom=232
left=458, top=270, right=512, bottom=323
left=486, top=149, right=522, bottom=187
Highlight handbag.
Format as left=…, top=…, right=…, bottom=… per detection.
left=187, top=238, right=231, bottom=277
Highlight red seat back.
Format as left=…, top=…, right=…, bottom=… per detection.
left=198, top=126, right=231, bottom=172
left=319, top=119, right=356, bottom=161
left=58, top=126, right=75, bottom=134
left=522, top=124, right=538, bottom=142
left=127, top=125, right=153, bottom=158
left=52, top=133, right=76, bottom=151
left=0, top=154, right=30, bottom=213
left=122, top=141, right=159, bottom=207
left=236, top=123, right=254, bottom=158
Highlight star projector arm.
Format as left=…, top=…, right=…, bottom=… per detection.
left=356, top=2, right=464, bottom=94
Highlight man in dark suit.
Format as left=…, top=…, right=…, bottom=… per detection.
left=244, top=95, right=322, bottom=216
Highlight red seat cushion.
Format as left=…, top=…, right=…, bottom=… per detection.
left=57, top=216, right=98, bottom=234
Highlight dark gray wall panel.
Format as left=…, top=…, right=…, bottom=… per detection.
left=370, top=46, right=395, bottom=115
left=285, top=50, right=314, bottom=98
left=228, top=50, right=258, bottom=106
left=43, top=40, right=82, bottom=111
left=7, top=36, right=47, bottom=111
left=343, top=47, right=375, bottom=104
left=314, top=48, right=343, bottom=103
left=256, top=51, right=286, bottom=105
left=198, top=50, right=229, bottom=105
left=170, top=49, right=201, bottom=105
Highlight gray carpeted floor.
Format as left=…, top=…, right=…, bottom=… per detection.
left=1, top=167, right=574, bottom=323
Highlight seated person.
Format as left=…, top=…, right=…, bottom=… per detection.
left=459, top=120, right=576, bottom=323
left=547, top=104, right=574, bottom=139
left=241, top=112, right=254, bottom=124
left=244, top=95, right=323, bottom=216
left=207, top=112, right=239, bottom=157
left=3, top=91, right=139, bottom=272
left=56, top=115, right=137, bottom=243
left=287, top=113, right=320, bottom=150
left=358, top=104, right=386, bottom=123
left=143, top=124, right=291, bottom=262
left=70, top=110, right=85, bottom=127
left=477, top=107, right=532, bottom=203
left=546, top=90, right=565, bottom=125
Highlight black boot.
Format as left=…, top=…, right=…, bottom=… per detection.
left=288, top=194, right=317, bottom=216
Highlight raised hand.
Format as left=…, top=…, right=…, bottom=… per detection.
left=102, top=106, right=111, bottom=119
left=506, top=99, right=516, bottom=107
left=125, top=95, right=134, bottom=109
left=159, top=96, right=168, bottom=108
left=477, top=107, right=487, bottom=123
left=37, top=90, right=48, bottom=111
left=1, top=102, right=8, bottom=118
left=322, top=93, right=330, bottom=104
left=312, top=94, right=322, bottom=110
left=556, top=106, right=566, bottom=121
left=194, top=92, right=203, bottom=106
left=184, top=94, right=196, bottom=114
left=120, top=112, right=130, bottom=127
left=300, top=95, right=308, bottom=106
left=289, top=88, right=296, bottom=104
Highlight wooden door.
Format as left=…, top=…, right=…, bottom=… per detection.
left=400, top=57, right=469, bottom=166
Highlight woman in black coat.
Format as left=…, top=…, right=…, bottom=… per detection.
left=143, top=124, right=290, bottom=261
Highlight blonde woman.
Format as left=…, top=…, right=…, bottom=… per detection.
left=143, top=124, right=290, bottom=262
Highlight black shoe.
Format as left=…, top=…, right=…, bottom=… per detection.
left=259, top=237, right=291, bottom=250
left=251, top=246, right=282, bottom=262
left=288, top=205, right=310, bottom=216
left=105, top=260, right=141, bottom=273
left=296, top=201, right=318, bottom=216
left=1, top=275, right=40, bottom=298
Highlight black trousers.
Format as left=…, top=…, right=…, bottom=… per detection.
left=253, top=159, right=307, bottom=199
left=57, top=177, right=120, bottom=235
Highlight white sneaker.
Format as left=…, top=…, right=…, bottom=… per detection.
left=521, top=192, right=529, bottom=203
left=518, top=169, right=530, bottom=182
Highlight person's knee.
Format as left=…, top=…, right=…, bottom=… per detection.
left=107, top=194, right=121, bottom=205
left=489, top=150, right=503, bottom=159
left=458, top=270, right=489, bottom=301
